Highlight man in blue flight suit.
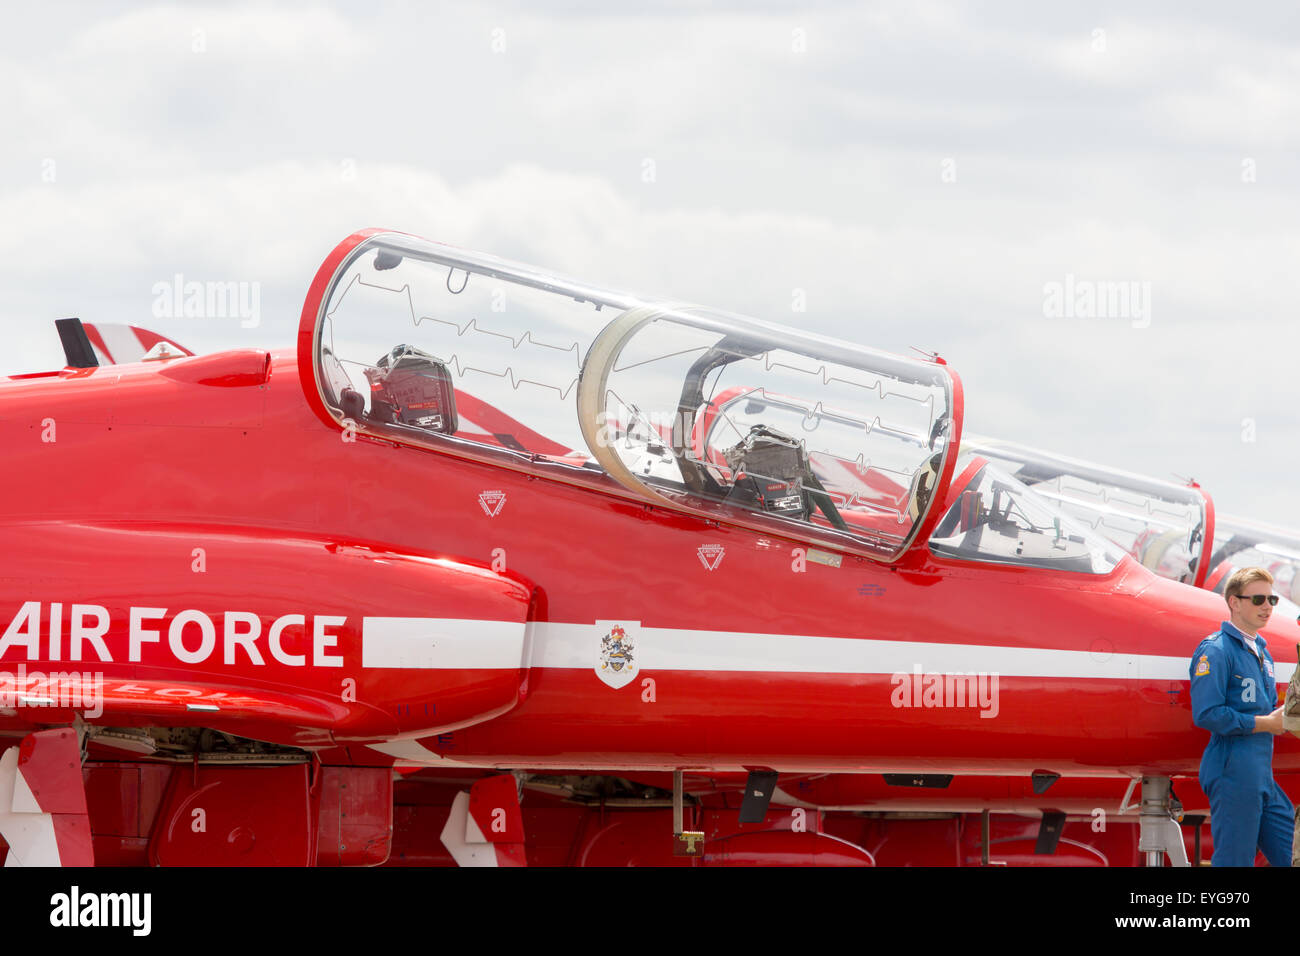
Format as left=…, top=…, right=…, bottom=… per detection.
left=1190, top=566, right=1292, bottom=866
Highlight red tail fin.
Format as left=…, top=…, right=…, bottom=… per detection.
left=81, top=323, right=194, bottom=365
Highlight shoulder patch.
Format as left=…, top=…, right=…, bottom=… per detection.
left=1195, top=654, right=1210, bottom=677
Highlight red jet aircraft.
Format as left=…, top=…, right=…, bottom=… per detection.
left=1, top=229, right=1294, bottom=867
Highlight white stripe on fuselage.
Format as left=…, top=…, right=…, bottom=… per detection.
left=362, top=621, right=1293, bottom=768
left=529, top=621, right=1245, bottom=682
left=361, top=618, right=1295, bottom=683
left=362, top=617, right=526, bottom=669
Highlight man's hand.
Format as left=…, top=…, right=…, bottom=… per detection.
left=1254, top=706, right=1287, bottom=735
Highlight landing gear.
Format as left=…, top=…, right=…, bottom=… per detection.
left=1137, top=775, right=1189, bottom=867
left=672, top=770, right=705, bottom=856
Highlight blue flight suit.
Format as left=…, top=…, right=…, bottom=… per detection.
left=1189, top=620, right=1294, bottom=866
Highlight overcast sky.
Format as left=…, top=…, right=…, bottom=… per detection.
left=4, top=1, right=1299, bottom=527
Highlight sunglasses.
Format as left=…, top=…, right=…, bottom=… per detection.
left=1233, top=593, right=1279, bottom=606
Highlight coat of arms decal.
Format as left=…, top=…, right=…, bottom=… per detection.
left=595, top=620, right=639, bottom=689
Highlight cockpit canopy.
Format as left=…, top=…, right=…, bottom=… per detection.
left=929, top=459, right=1124, bottom=574
left=962, top=435, right=1211, bottom=585
left=304, top=230, right=963, bottom=561
left=1207, top=514, right=1300, bottom=617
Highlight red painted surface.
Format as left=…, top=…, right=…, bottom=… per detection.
left=15, top=729, right=93, bottom=865
left=468, top=773, right=525, bottom=843
left=20, top=729, right=87, bottom=815
left=2, top=228, right=1294, bottom=866
left=772, top=770, right=1300, bottom=815
left=2, top=351, right=1281, bottom=774
left=0, top=521, right=532, bottom=747
left=83, top=761, right=171, bottom=866
left=148, top=764, right=314, bottom=866
left=314, top=766, right=393, bottom=866
left=9, top=755, right=1266, bottom=867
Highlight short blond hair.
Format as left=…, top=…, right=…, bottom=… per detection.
left=1224, top=566, right=1275, bottom=604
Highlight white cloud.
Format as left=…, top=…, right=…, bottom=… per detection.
left=3, top=1, right=1300, bottom=530
left=67, top=4, right=370, bottom=60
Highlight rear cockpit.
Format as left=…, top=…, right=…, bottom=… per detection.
left=961, top=435, right=1211, bottom=584
left=928, top=457, right=1123, bottom=574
